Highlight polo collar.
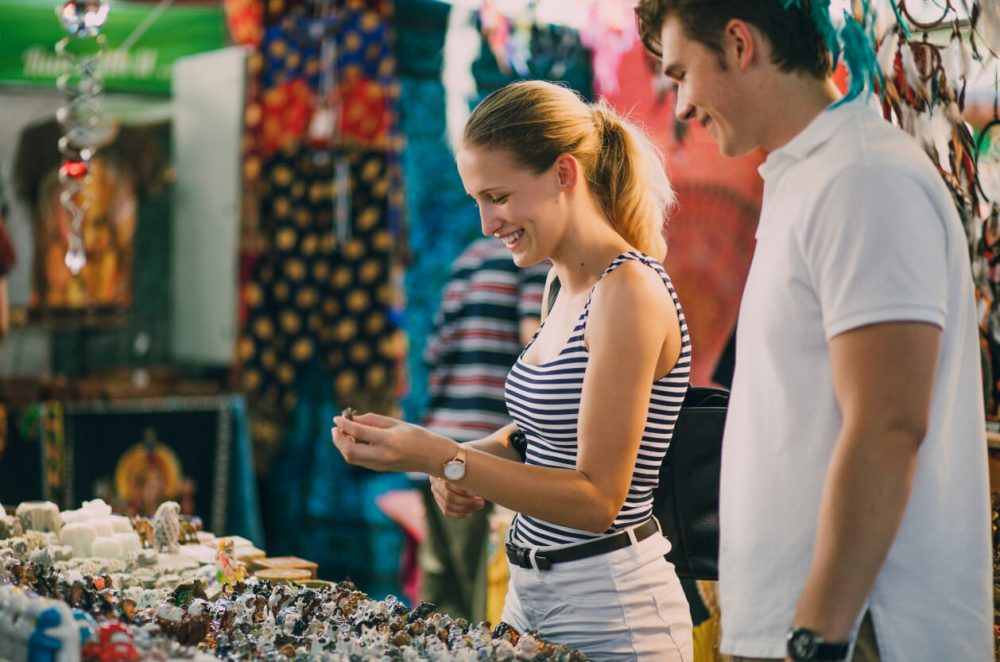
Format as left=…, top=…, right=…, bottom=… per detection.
left=758, top=96, right=874, bottom=180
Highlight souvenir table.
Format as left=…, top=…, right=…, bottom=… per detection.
left=0, top=498, right=586, bottom=661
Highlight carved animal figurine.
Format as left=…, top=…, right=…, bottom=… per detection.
left=153, top=501, right=181, bottom=554
left=178, top=519, right=200, bottom=545
left=0, top=515, right=16, bottom=540
left=133, top=518, right=154, bottom=549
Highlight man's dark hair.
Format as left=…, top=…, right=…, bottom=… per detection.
left=635, top=0, right=833, bottom=79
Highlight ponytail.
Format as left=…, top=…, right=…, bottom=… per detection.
left=590, top=104, right=673, bottom=261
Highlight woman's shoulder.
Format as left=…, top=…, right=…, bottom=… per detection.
left=590, top=256, right=673, bottom=323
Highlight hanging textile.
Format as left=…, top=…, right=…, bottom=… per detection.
left=241, top=0, right=406, bottom=434
left=241, top=143, right=400, bottom=420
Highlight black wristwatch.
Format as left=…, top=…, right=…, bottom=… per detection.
left=786, top=628, right=849, bottom=661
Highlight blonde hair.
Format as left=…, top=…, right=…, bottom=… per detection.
left=462, top=80, right=674, bottom=261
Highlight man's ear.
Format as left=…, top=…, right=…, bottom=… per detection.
left=722, top=18, right=757, bottom=72
left=554, top=153, right=579, bottom=190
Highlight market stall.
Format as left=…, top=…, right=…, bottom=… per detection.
left=0, top=497, right=586, bottom=660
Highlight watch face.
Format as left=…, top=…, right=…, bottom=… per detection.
left=788, top=629, right=818, bottom=661
left=443, top=461, right=465, bottom=481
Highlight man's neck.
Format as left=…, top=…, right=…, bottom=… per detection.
left=758, top=75, right=842, bottom=153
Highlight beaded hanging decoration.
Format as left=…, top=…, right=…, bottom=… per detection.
left=53, top=0, right=111, bottom=276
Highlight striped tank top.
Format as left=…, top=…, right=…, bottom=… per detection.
left=505, top=251, right=691, bottom=547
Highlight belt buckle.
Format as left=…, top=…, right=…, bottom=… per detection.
left=506, top=543, right=529, bottom=568
left=506, top=543, right=552, bottom=571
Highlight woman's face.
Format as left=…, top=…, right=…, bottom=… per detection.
left=456, top=147, right=564, bottom=267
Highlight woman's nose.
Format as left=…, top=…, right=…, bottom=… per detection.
left=481, top=209, right=501, bottom=236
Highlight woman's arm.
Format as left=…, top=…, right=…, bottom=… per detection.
left=334, top=262, right=679, bottom=533
left=465, top=423, right=522, bottom=461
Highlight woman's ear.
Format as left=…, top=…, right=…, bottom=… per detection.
left=554, top=154, right=579, bottom=190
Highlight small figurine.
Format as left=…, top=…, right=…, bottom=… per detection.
left=178, top=518, right=200, bottom=545
left=152, top=502, right=180, bottom=554
left=15, top=501, right=62, bottom=534
left=132, top=519, right=154, bottom=549
left=0, top=514, right=17, bottom=540
left=215, top=540, right=245, bottom=594
left=82, top=621, right=142, bottom=662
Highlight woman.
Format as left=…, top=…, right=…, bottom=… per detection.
left=332, top=80, right=692, bottom=660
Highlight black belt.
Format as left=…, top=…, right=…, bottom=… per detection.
left=505, top=518, right=660, bottom=571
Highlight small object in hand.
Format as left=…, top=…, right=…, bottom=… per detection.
left=339, top=407, right=368, bottom=444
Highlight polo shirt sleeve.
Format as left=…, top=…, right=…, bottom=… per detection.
left=797, top=164, right=949, bottom=340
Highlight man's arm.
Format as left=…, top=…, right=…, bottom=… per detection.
left=792, top=320, right=941, bottom=640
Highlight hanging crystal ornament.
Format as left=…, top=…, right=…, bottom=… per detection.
left=54, top=0, right=109, bottom=275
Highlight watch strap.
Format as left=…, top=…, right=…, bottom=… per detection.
left=815, top=640, right=850, bottom=660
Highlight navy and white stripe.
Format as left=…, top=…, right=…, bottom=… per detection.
left=505, top=251, right=691, bottom=548
left=423, top=237, right=548, bottom=441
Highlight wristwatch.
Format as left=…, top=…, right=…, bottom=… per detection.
left=786, top=628, right=849, bottom=661
left=442, top=445, right=468, bottom=481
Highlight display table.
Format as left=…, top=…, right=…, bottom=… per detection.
left=0, top=497, right=586, bottom=660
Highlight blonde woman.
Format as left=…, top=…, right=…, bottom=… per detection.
left=332, top=80, right=692, bottom=660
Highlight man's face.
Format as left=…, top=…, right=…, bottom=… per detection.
left=659, top=15, right=755, bottom=156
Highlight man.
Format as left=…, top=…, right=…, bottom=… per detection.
left=635, top=2, right=992, bottom=661
left=419, top=236, right=547, bottom=622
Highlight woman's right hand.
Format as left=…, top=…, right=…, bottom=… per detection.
left=430, top=475, right=485, bottom=519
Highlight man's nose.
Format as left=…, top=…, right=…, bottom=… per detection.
left=675, top=87, right=695, bottom=122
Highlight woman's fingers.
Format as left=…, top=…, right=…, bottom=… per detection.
left=352, top=412, right=399, bottom=428
left=430, top=477, right=485, bottom=518
left=332, top=416, right=386, bottom=446
left=331, top=426, right=380, bottom=469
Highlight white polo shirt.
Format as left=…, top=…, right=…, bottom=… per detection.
left=719, top=99, right=992, bottom=660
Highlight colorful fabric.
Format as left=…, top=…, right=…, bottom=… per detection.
left=241, top=143, right=399, bottom=416
left=224, top=0, right=263, bottom=47
left=255, top=5, right=398, bottom=158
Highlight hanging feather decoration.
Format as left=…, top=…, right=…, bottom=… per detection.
left=876, top=29, right=901, bottom=83
left=888, top=0, right=912, bottom=40
left=833, top=10, right=882, bottom=107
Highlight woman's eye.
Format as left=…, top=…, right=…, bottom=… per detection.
left=490, top=195, right=509, bottom=204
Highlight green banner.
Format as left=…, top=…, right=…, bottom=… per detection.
left=0, top=0, right=227, bottom=95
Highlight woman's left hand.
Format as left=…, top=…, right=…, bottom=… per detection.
left=331, top=412, right=454, bottom=475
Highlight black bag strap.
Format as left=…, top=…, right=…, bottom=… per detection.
left=546, top=275, right=561, bottom=315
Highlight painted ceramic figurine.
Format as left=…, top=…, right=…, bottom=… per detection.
left=214, top=540, right=245, bottom=593
left=152, top=502, right=180, bottom=554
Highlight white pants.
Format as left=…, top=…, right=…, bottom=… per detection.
left=501, top=528, right=693, bottom=661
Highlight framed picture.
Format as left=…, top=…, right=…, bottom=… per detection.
left=45, top=396, right=234, bottom=534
